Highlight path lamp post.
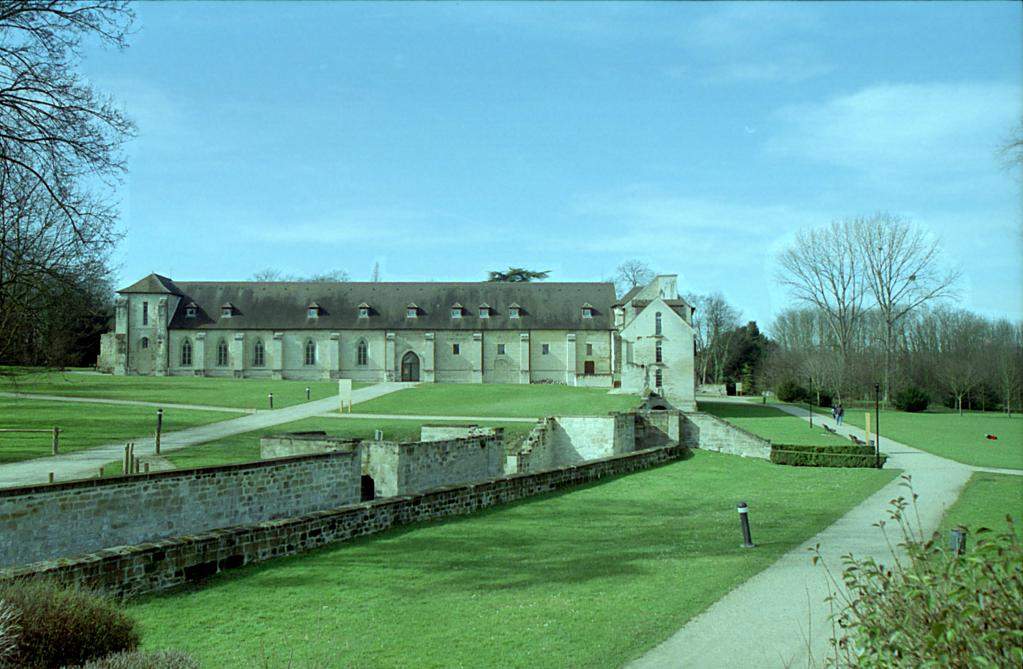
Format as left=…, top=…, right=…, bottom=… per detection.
left=737, top=502, right=755, bottom=548
left=268, top=392, right=274, bottom=410
left=155, top=409, right=164, bottom=455
left=306, top=387, right=311, bottom=401
left=874, top=383, right=881, bottom=469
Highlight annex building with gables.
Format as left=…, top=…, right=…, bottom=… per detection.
left=100, top=274, right=696, bottom=408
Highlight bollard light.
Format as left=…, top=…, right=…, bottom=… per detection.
left=268, top=392, right=274, bottom=410
left=950, top=527, right=968, bottom=556
left=306, top=387, right=311, bottom=400
left=737, top=501, right=756, bottom=548
left=155, top=408, right=164, bottom=455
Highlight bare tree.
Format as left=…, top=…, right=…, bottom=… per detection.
left=932, top=307, right=986, bottom=415
left=371, top=261, right=380, bottom=282
left=777, top=219, right=866, bottom=369
left=990, top=319, right=1023, bottom=416
left=614, top=259, right=654, bottom=297
left=1000, top=119, right=1023, bottom=169
left=852, top=213, right=959, bottom=401
left=687, top=292, right=741, bottom=385
left=250, top=268, right=350, bottom=282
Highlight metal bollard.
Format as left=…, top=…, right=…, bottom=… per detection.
left=737, top=502, right=756, bottom=548
left=48, top=472, right=55, bottom=484
left=99, top=466, right=104, bottom=478
left=950, top=527, right=968, bottom=556
left=268, top=392, right=274, bottom=410
left=155, top=408, right=164, bottom=455
left=306, top=387, right=311, bottom=400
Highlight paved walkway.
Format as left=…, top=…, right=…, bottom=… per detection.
left=630, top=400, right=978, bottom=669
left=0, top=391, right=254, bottom=414
left=315, top=412, right=540, bottom=423
left=0, top=383, right=411, bottom=488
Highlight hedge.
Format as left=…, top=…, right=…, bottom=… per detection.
left=771, top=444, right=887, bottom=468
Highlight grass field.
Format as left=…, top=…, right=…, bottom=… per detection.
left=699, top=401, right=850, bottom=447
left=355, top=383, right=641, bottom=418
left=119, top=417, right=538, bottom=473
left=0, top=398, right=243, bottom=464
left=127, top=451, right=897, bottom=668
left=939, top=472, right=1023, bottom=535
left=0, top=370, right=363, bottom=410
left=807, top=406, right=1023, bottom=470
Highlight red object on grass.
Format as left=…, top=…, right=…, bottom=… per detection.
left=985, top=434, right=998, bottom=440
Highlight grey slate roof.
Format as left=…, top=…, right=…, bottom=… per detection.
left=118, top=274, right=183, bottom=295
left=147, top=281, right=615, bottom=331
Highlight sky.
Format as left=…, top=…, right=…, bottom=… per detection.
left=79, top=1, right=1023, bottom=329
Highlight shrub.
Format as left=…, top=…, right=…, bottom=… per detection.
left=0, top=599, right=18, bottom=666
left=770, top=444, right=885, bottom=468
left=894, top=386, right=930, bottom=412
left=776, top=379, right=810, bottom=403
left=75, top=650, right=199, bottom=669
left=0, top=580, right=138, bottom=669
left=813, top=479, right=1023, bottom=667
left=817, top=392, right=833, bottom=409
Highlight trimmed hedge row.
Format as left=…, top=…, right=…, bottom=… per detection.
left=771, top=444, right=887, bottom=468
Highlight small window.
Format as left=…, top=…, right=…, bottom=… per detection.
left=407, top=307, right=417, bottom=318
left=181, top=339, right=192, bottom=366
left=304, top=339, right=316, bottom=366
left=655, top=312, right=662, bottom=336
left=185, top=306, right=197, bottom=318
left=541, top=343, right=550, bottom=355
left=357, top=340, right=368, bottom=366
left=253, top=339, right=265, bottom=367
left=221, top=307, right=232, bottom=318
left=582, top=307, right=593, bottom=319
left=451, top=308, right=462, bottom=319
left=142, top=301, right=149, bottom=325
left=497, top=343, right=506, bottom=355
left=452, top=343, right=460, bottom=355
left=586, top=343, right=593, bottom=356
left=479, top=307, right=489, bottom=319
left=308, top=307, right=319, bottom=319
left=656, top=341, right=663, bottom=363
left=141, top=336, right=149, bottom=349
left=655, top=369, right=663, bottom=388
left=217, top=339, right=229, bottom=367
left=509, top=307, right=520, bottom=319
left=359, top=307, right=369, bottom=318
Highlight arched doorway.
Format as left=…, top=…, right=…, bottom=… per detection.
left=400, top=351, right=420, bottom=382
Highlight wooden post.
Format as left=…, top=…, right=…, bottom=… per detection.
left=865, top=412, right=872, bottom=448
left=155, top=409, right=164, bottom=455
left=99, top=466, right=104, bottom=478
left=144, top=462, right=150, bottom=474
left=51, top=427, right=60, bottom=455
left=123, top=444, right=130, bottom=474
left=48, top=472, right=54, bottom=483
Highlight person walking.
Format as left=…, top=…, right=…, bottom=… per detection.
left=836, top=404, right=845, bottom=426
left=831, top=404, right=838, bottom=423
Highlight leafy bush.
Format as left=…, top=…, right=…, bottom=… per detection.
left=0, top=580, right=138, bottom=669
left=0, top=599, right=18, bottom=666
left=813, top=478, right=1023, bottom=667
left=75, top=650, right=199, bottom=669
left=770, top=444, right=885, bottom=468
left=894, top=386, right=930, bottom=412
left=776, top=379, right=810, bottom=403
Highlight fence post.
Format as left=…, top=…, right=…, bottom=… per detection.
left=123, top=444, right=130, bottom=474
left=51, top=427, right=60, bottom=455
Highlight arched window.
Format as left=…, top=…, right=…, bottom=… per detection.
left=655, top=311, right=662, bottom=336
left=253, top=339, right=265, bottom=367
left=655, top=369, right=663, bottom=388
left=357, top=339, right=368, bottom=366
left=216, top=339, right=229, bottom=367
left=655, top=341, right=663, bottom=363
left=140, top=337, right=149, bottom=349
left=181, top=339, right=193, bottom=367
left=304, top=339, right=316, bottom=366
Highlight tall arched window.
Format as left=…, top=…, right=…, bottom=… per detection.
left=655, top=369, right=663, bottom=389
left=655, top=311, right=662, bottom=336
left=357, top=339, right=368, bottom=366
left=655, top=341, right=663, bottom=363
left=216, top=339, right=229, bottom=367
left=181, top=339, right=193, bottom=367
left=304, top=339, right=316, bottom=366
left=253, top=339, right=265, bottom=367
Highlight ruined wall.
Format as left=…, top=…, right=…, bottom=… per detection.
left=513, top=414, right=637, bottom=473
left=0, top=451, right=361, bottom=568
left=0, top=444, right=689, bottom=599
left=419, top=425, right=499, bottom=442
left=681, top=412, right=771, bottom=459
left=635, top=411, right=683, bottom=449
left=260, top=432, right=359, bottom=459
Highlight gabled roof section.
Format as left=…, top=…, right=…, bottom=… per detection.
left=118, top=273, right=182, bottom=295
left=613, top=285, right=643, bottom=306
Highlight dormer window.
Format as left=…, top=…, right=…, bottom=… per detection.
left=582, top=303, right=594, bottom=319
left=185, top=302, right=197, bottom=318
left=307, top=302, right=321, bottom=319
left=508, top=303, right=521, bottom=319
left=358, top=302, right=370, bottom=318
left=406, top=303, right=418, bottom=319
left=450, top=303, right=463, bottom=319
left=221, top=303, right=234, bottom=318
left=478, top=304, right=490, bottom=319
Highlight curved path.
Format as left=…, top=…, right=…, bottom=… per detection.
left=0, top=382, right=411, bottom=488
left=629, top=400, right=986, bottom=669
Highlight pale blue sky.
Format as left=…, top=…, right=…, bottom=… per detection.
left=80, top=1, right=1022, bottom=327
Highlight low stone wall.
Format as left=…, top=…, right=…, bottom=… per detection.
left=635, top=411, right=683, bottom=449
left=419, top=425, right=499, bottom=442
left=367, top=435, right=505, bottom=497
left=260, top=432, right=358, bottom=459
left=0, top=450, right=362, bottom=569
left=681, top=412, right=772, bottom=459
left=548, top=414, right=635, bottom=465
left=0, top=444, right=689, bottom=599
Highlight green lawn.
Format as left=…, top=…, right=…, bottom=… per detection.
left=0, top=370, right=363, bottom=410
left=355, top=384, right=641, bottom=418
left=807, top=406, right=1023, bottom=470
left=939, top=472, right=1023, bottom=535
left=0, top=398, right=242, bottom=464
left=136, top=417, right=538, bottom=473
left=127, top=451, right=897, bottom=668
left=699, top=401, right=850, bottom=447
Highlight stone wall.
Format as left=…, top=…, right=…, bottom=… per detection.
left=681, top=412, right=771, bottom=459
left=0, top=451, right=361, bottom=568
left=260, top=432, right=359, bottom=459
left=0, top=444, right=688, bottom=599
left=513, top=414, right=637, bottom=473
left=419, top=425, right=500, bottom=442
left=635, top=410, right=683, bottom=449
left=367, top=435, right=505, bottom=497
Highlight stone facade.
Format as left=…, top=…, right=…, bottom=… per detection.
left=0, top=443, right=689, bottom=599
left=681, top=412, right=772, bottom=459
left=0, top=451, right=361, bottom=568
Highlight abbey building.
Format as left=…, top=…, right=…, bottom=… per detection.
left=100, top=274, right=696, bottom=408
